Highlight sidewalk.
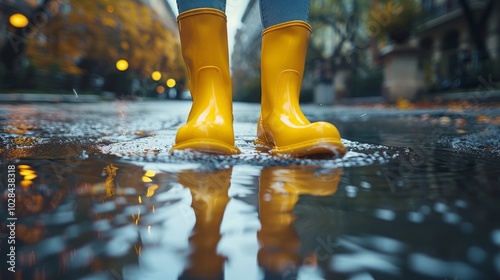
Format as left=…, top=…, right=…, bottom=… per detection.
left=2, top=89, right=500, bottom=106
left=336, top=90, right=500, bottom=105
left=0, top=93, right=101, bottom=103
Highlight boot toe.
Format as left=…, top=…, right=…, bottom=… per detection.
left=269, top=121, right=346, bottom=157
left=311, top=121, right=342, bottom=139
left=172, top=122, right=239, bottom=154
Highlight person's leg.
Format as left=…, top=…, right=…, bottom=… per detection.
left=177, top=0, right=226, bottom=13
left=257, top=0, right=346, bottom=157
left=171, top=1, right=239, bottom=154
left=259, top=0, right=309, bottom=28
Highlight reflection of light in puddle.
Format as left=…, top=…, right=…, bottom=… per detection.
left=409, top=253, right=479, bottom=279
left=443, top=212, right=461, bottom=224
left=460, top=222, right=475, bottom=234
left=495, top=254, right=500, bottom=273
left=407, top=212, right=424, bottom=223
left=19, top=164, right=37, bottom=187
left=366, top=236, right=407, bottom=254
left=434, top=202, right=448, bottom=213
left=374, top=209, right=396, bottom=221
left=467, top=246, right=487, bottom=264
left=330, top=251, right=400, bottom=274
left=419, top=205, right=431, bottom=215
left=102, top=139, right=400, bottom=169
left=142, top=176, right=153, bottom=182
left=146, top=184, right=159, bottom=197
left=345, top=185, right=358, bottom=198
left=455, top=199, right=468, bottom=208
left=360, top=181, right=371, bottom=189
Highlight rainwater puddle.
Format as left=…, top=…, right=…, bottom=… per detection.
left=2, top=151, right=499, bottom=279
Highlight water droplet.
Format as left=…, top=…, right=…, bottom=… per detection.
left=374, top=209, right=396, bottom=221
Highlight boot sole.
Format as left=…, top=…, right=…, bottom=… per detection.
left=255, top=138, right=347, bottom=158
left=171, top=138, right=240, bottom=155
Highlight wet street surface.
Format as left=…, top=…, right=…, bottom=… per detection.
left=1, top=100, right=500, bottom=280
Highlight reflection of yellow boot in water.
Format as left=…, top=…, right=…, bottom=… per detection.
left=177, top=168, right=232, bottom=279
left=258, top=167, right=342, bottom=275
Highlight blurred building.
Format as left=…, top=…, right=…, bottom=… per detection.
left=231, top=0, right=261, bottom=101
left=417, top=0, right=500, bottom=91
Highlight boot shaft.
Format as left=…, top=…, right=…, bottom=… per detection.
left=172, top=8, right=239, bottom=155
left=260, top=21, right=312, bottom=116
left=177, top=8, right=232, bottom=105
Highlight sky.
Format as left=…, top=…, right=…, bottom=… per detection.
left=166, top=0, right=251, bottom=56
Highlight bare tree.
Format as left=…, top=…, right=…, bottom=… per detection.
left=308, top=0, right=367, bottom=74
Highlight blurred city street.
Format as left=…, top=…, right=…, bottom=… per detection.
left=1, top=99, right=500, bottom=279
left=1, top=0, right=500, bottom=279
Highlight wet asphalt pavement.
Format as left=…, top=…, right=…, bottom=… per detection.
left=1, top=100, right=500, bottom=280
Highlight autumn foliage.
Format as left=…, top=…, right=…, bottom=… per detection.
left=24, top=0, right=186, bottom=83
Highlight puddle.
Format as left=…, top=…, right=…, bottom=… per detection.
left=1, top=102, right=500, bottom=279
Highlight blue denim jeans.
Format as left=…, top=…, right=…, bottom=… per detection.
left=176, top=0, right=310, bottom=28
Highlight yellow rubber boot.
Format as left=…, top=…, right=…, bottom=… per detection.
left=171, top=8, right=239, bottom=155
left=256, top=21, right=347, bottom=157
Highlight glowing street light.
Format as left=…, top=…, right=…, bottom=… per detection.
left=166, top=78, right=176, bottom=88
left=9, top=13, right=29, bottom=28
left=151, top=71, right=162, bottom=81
left=116, top=59, right=129, bottom=71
